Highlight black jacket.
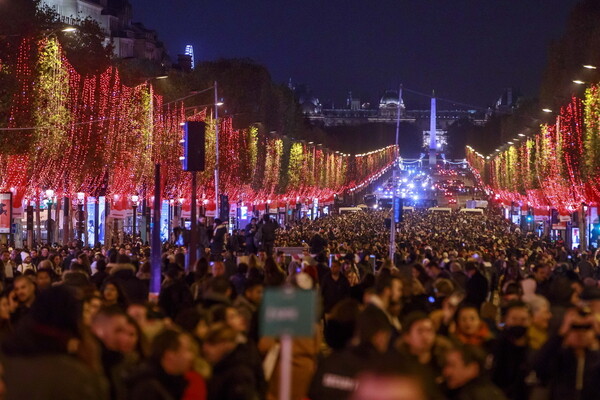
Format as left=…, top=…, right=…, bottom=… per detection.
left=128, top=361, right=188, bottom=400
left=320, top=273, right=350, bottom=314
left=111, top=266, right=149, bottom=304
left=308, top=343, right=385, bottom=400
left=207, top=343, right=261, bottom=400
left=309, top=233, right=327, bottom=255
left=534, top=335, right=600, bottom=400
left=158, top=279, right=193, bottom=320
left=446, top=376, right=508, bottom=400
left=210, top=224, right=227, bottom=255
left=465, top=270, right=488, bottom=309
left=491, top=333, right=530, bottom=400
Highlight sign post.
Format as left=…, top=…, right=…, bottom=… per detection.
left=260, top=287, right=317, bottom=400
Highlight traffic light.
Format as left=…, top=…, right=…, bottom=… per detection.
left=219, top=194, right=229, bottom=221
left=182, top=121, right=206, bottom=172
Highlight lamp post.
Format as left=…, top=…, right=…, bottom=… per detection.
left=45, top=189, right=54, bottom=244
left=76, top=192, right=85, bottom=243
left=131, top=194, right=139, bottom=243
left=214, top=81, right=220, bottom=220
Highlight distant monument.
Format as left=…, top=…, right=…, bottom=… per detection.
left=429, top=92, right=437, bottom=166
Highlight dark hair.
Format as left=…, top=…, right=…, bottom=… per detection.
left=501, top=300, right=528, bottom=320
left=36, top=267, right=56, bottom=280
left=401, top=311, right=431, bottom=334
left=100, top=278, right=129, bottom=309
left=374, top=273, right=400, bottom=295
left=427, top=262, right=440, bottom=270
left=107, top=248, right=118, bottom=264
left=150, top=329, right=184, bottom=362
left=454, top=303, right=480, bottom=323
left=116, top=254, right=131, bottom=264
left=264, top=257, right=285, bottom=286
left=209, top=304, right=232, bottom=324
left=325, top=299, right=361, bottom=350
left=95, top=259, right=107, bottom=273
left=204, top=323, right=237, bottom=344
left=209, top=276, right=231, bottom=295
left=243, top=278, right=264, bottom=293
left=357, top=307, right=391, bottom=343
left=532, top=263, right=549, bottom=273
left=175, top=308, right=208, bottom=334
left=502, top=281, right=522, bottom=296
left=237, top=263, right=249, bottom=275
left=464, top=261, right=478, bottom=272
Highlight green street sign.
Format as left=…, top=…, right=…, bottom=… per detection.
left=260, top=288, right=317, bottom=337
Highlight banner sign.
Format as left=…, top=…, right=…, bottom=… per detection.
left=0, top=193, right=12, bottom=234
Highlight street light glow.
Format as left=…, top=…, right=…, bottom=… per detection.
left=583, top=65, right=597, bottom=69
left=573, top=80, right=586, bottom=85
left=216, top=102, right=224, bottom=106
left=61, top=27, right=77, bottom=33
left=518, top=133, right=525, bottom=137
left=542, top=108, right=553, bottom=113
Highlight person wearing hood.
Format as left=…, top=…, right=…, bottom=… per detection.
left=17, top=253, right=35, bottom=275
left=109, top=261, right=149, bottom=304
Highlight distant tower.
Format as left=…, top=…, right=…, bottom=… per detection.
left=184, top=45, right=194, bottom=69
left=429, top=91, right=437, bottom=166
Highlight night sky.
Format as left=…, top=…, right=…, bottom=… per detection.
left=130, top=0, right=580, bottom=109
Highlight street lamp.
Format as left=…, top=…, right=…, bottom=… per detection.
left=214, top=81, right=221, bottom=220
left=76, top=192, right=85, bottom=243
left=43, top=26, right=78, bottom=38
left=131, top=194, right=139, bottom=242
left=573, top=80, right=586, bottom=85
left=542, top=108, right=553, bottom=113
left=583, top=65, right=597, bottom=70
left=45, top=189, right=54, bottom=244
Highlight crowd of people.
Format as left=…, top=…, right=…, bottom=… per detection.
left=0, top=206, right=598, bottom=399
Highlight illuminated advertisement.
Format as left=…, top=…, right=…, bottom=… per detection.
left=160, top=201, right=169, bottom=242
left=87, top=197, right=96, bottom=247
left=98, top=196, right=106, bottom=245
left=0, top=193, right=11, bottom=234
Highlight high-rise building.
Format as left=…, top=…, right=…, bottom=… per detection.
left=185, top=45, right=194, bottom=69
